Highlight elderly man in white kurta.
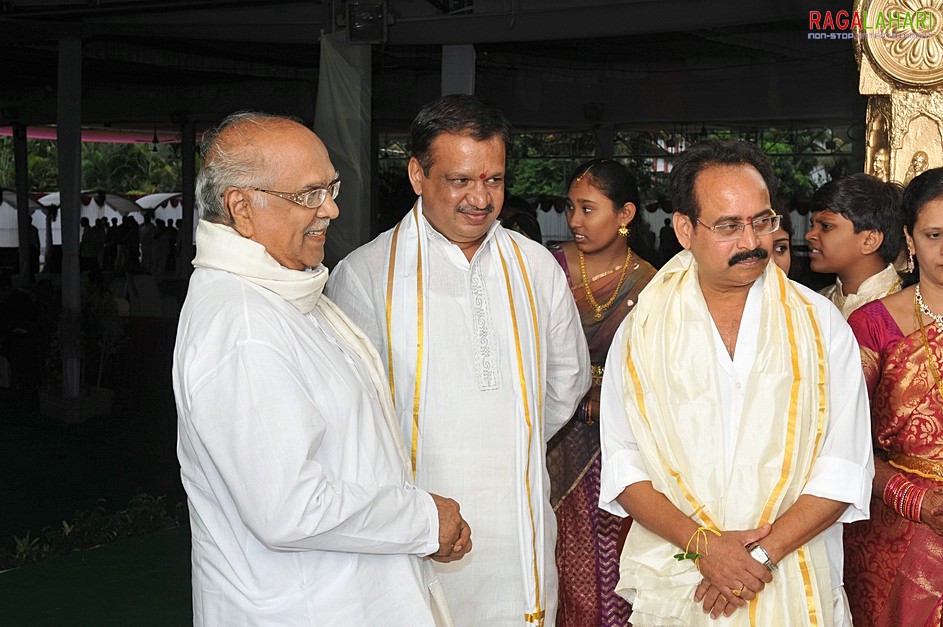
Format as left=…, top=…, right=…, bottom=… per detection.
left=598, top=140, right=873, bottom=626
left=327, top=95, right=590, bottom=626
left=174, top=111, right=471, bottom=626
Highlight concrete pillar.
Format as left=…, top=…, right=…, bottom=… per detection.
left=13, top=123, right=32, bottom=283
left=57, top=37, right=82, bottom=398
left=442, top=44, right=476, bottom=96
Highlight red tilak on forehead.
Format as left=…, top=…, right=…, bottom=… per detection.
left=479, top=172, right=486, bottom=179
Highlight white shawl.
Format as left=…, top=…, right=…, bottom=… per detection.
left=619, top=250, right=833, bottom=626
left=384, top=202, right=550, bottom=625
left=192, top=220, right=454, bottom=625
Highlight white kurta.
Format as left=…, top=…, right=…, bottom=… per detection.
left=174, top=267, right=441, bottom=626
left=599, top=275, right=874, bottom=625
left=327, top=217, right=590, bottom=626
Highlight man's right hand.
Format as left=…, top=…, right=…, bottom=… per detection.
left=430, top=494, right=472, bottom=563
left=693, top=524, right=774, bottom=613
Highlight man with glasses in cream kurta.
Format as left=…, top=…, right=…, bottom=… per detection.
left=599, top=140, right=874, bottom=626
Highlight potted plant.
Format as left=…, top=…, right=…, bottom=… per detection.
left=39, top=279, right=127, bottom=423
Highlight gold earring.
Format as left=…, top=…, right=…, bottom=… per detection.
left=907, top=250, right=915, bottom=273
left=618, top=224, right=629, bottom=237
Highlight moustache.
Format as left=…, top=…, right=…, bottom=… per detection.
left=728, top=248, right=768, bottom=266
left=457, top=204, right=494, bottom=215
left=304, top=218, right=331, bottom=235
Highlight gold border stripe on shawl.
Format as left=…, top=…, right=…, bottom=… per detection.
left=759, top=270, right=801, bottom=524
left=409, top=209, right=424, bottom=480
left=509, top=238, right=543, bottom=419
left=793, top=287, right=826, bottom=623
left=385, top=222, right=401, bottom=401
left=797, top=545, right=819, bottom=625
left=496, top=244, right=543, bottom=623
left=751, top=272, right=823, bottom=624
left=624, top=341, right=717, bottom=530
left=797, top=286, right=827, bottom=482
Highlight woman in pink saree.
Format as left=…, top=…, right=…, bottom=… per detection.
left=547, top=159, right=657, bottom=625
left=845, top=167, right=943, bottom=627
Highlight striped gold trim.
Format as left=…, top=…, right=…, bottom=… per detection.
left=759, top=271, right=801, bottom=524
left=385, top=222, right=401, bottom=401
left=524, top=609, right=545, bottom=625
left=795, top=284, right=828, bottom=487
left=409, top=209, right=424, bottom=480
left=624, top=339, right=718, bottom=531
left=497, top=244, right=543, bottom=622
left=496, top=244, right=543, bottom=622
left=510, top=238, right=543, bottom=419
left=890, top=453, right=943, bottom=482
left=759, top=273, right=827, bottom=524
left=796, top=545, right=819, bottom=626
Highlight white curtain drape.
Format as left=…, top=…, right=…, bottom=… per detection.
left=315, top=32, right=372, bottom=268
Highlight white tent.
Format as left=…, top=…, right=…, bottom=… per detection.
left=0, top=191, right=43, bottom=247
left=36, top=191, right=144, bottom=251
left=136, top=192, right=183, bottom=223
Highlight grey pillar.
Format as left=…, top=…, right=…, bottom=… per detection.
left=595, top=124, right=615, bottom=159
left=13, top=123, right=32, bottom=283
left=442, top=45, right=476, bottom=96
left=58, top=37, right=82, bottom=398
left=180, top=119, right=196, bottom=278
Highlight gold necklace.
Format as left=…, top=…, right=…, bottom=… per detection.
left=579, top=247, right=633, bottom=321
left=913, top=290, right=943, bottom=399
left=885, top=277, right=902, bottom=298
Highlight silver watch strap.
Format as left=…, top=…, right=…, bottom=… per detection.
left=747, top=542, right=778, bottom=572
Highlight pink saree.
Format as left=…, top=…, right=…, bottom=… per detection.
left=846, top=299, right=943, bottom=627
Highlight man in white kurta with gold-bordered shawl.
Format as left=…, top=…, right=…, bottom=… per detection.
left=598, top=140, right=873, bottom=627
left=327, top=95, right=590, bottom=626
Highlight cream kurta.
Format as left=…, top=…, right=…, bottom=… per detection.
left=327, top=209, right=590, bottom=626
left=599, top=260, right=873, bottom=626
left=174, top=223, right=442, bottom=626
left=820, top=262, right=901, bottom=318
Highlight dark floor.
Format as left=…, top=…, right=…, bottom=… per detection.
left=0, top=310, right=191, bottom=622
left=0, top=526, right=191, bottom=626
left=0, top=315, right=185, bottom=553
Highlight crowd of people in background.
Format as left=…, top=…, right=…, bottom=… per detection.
left=78, top=213, right=184, bottom=279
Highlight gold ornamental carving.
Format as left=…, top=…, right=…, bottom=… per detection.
left=856, top=0, right=943, bottom=183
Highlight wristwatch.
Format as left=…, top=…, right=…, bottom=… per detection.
left=746, top=542, right=778, bottom=572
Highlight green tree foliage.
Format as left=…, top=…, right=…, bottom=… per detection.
left=507, top=159, right=575, bottom=197
left=0, top=137, right=183, bottom=193
left=763, top=136, right=818, bottom=204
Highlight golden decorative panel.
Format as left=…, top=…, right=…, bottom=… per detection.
left=856, top=0, right=943, bottom=182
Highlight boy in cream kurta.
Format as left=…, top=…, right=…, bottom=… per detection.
left=806, top=173, right=904, bottom=318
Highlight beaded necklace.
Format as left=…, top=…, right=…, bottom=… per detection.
left=914, top=285, right=943, bottom=399
left=916, top=284, right=943, bottom=327
left=578, top=247, right=633, bottom=321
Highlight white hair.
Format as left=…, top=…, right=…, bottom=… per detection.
left=195, top=111, right=302, bottom=225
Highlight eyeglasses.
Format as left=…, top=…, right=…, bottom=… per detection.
left=251, top=176, right=340, bottom=209
left=696, top=213, right=781, bottom=242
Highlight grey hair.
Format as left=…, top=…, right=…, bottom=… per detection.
left=196, top=110, right=302, bottom=225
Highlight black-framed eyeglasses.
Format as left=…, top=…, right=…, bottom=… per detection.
left=251, top=176, right=340, bottom=209
left=696, top=212, right=781, bottom=242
